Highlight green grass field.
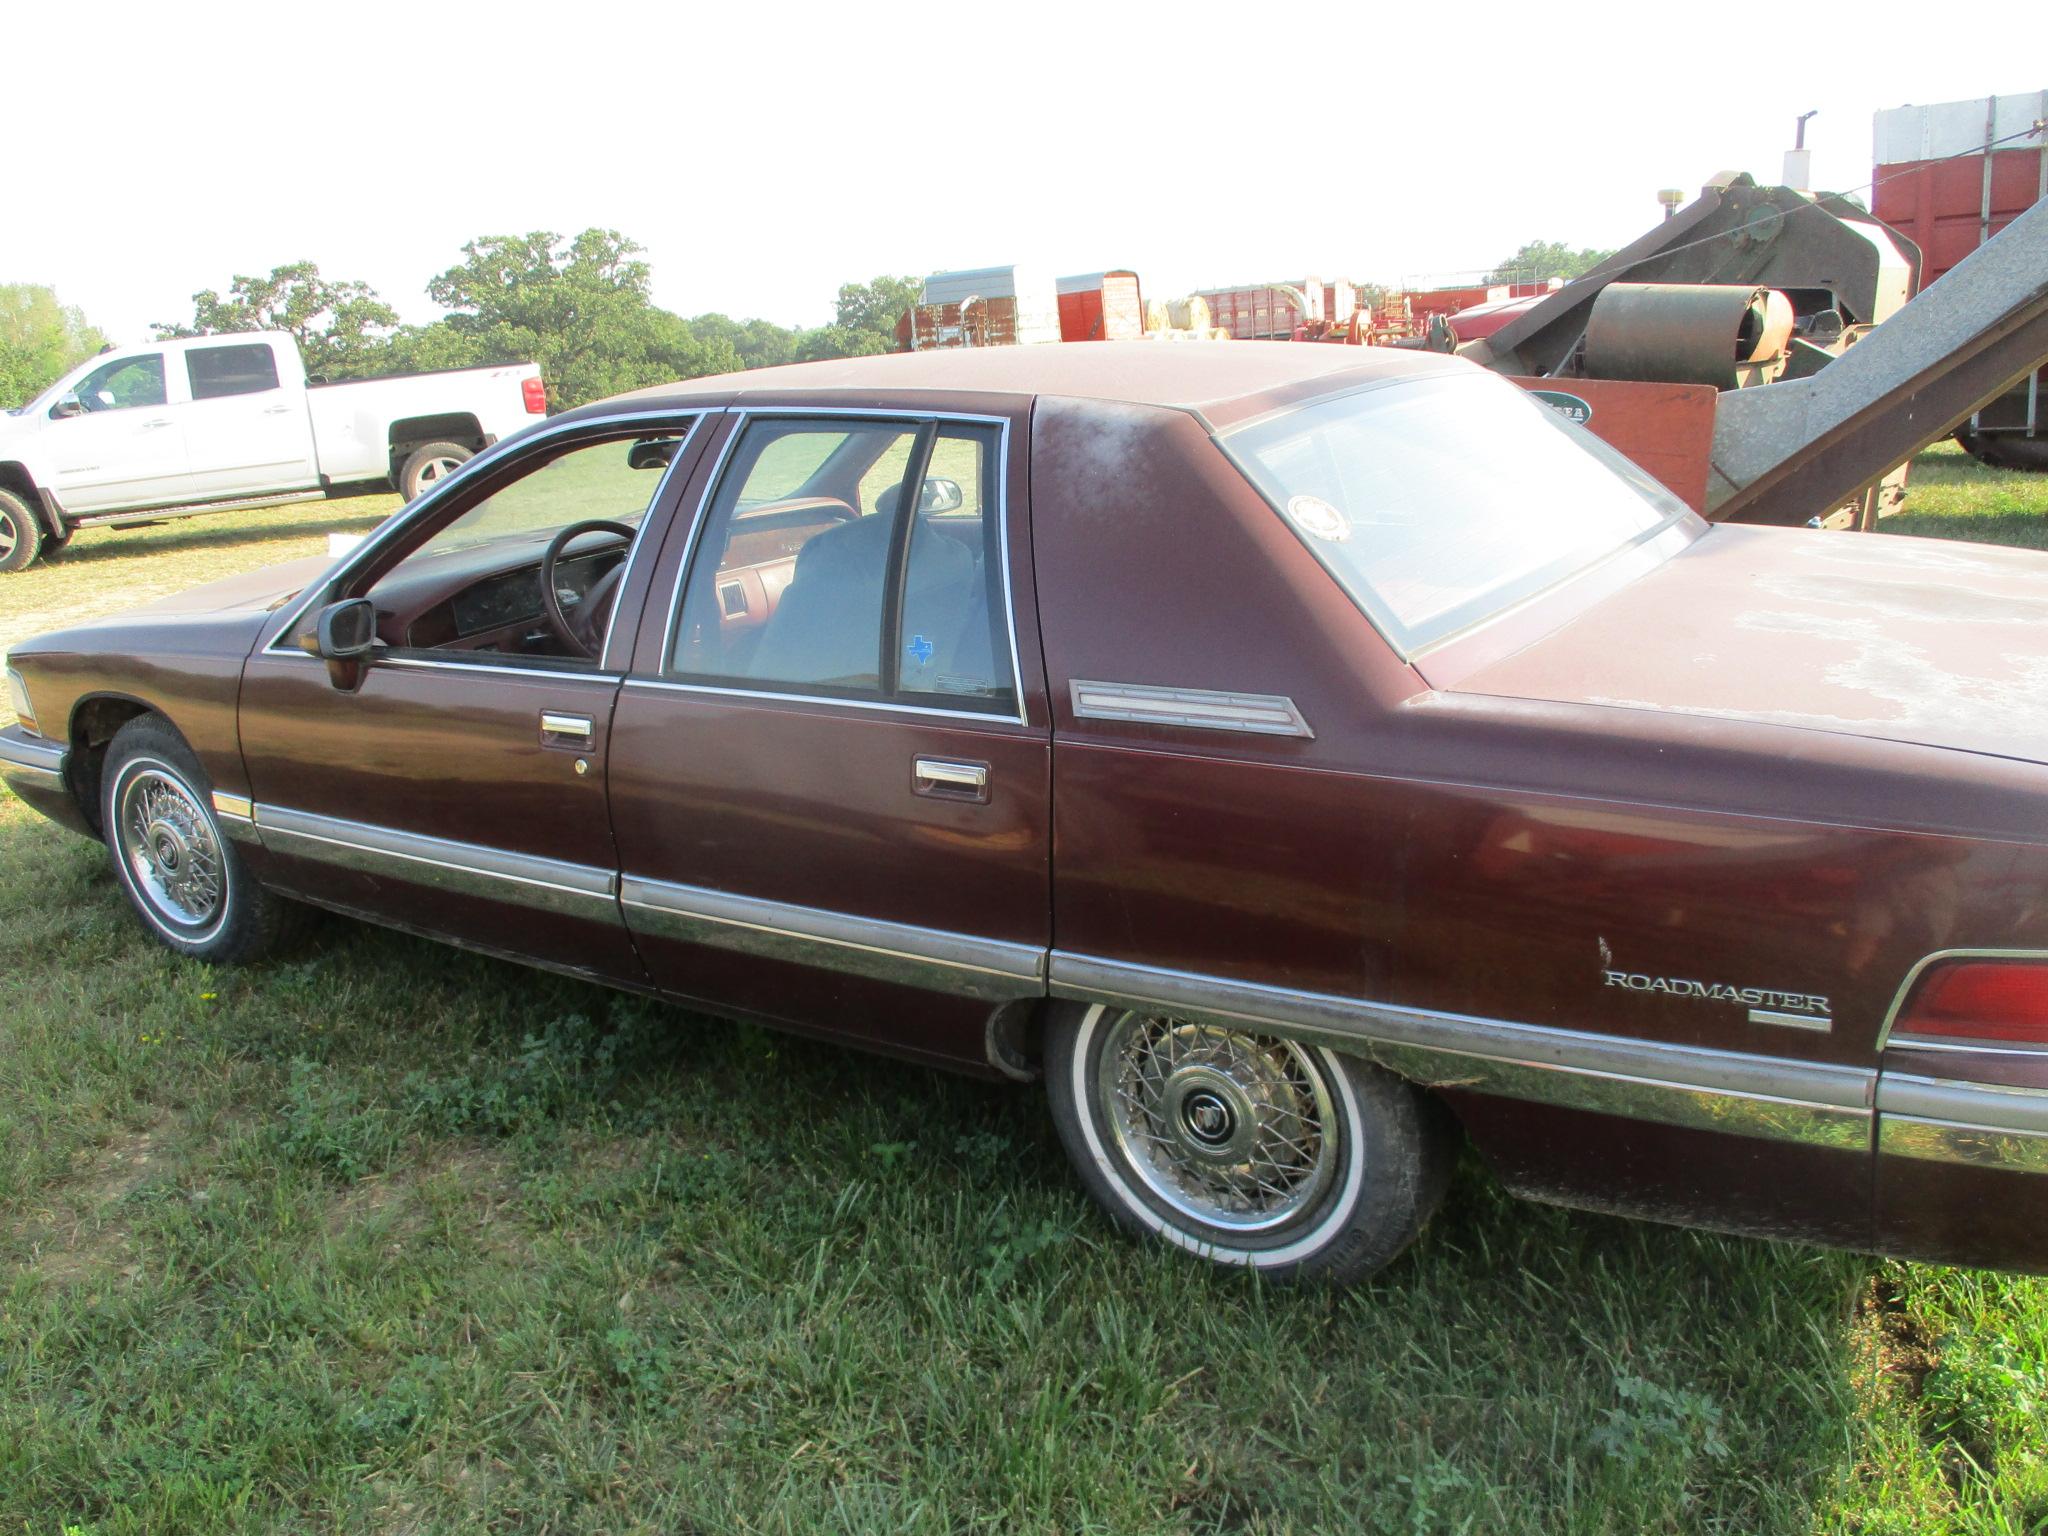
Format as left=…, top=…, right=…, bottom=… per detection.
left=2, top=450, right=2046, bottom=1533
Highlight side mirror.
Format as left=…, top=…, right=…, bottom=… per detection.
left=50, top=393, right=84, bottom=420
left=310, top=597, right=377, bottom=690
left=919, top=477, right=965, bottom=513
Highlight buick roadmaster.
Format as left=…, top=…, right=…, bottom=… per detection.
left=5, top=343, right=2046, bottom=1283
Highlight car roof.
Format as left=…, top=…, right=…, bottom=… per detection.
left=600, top=340, right=1472, bottom=417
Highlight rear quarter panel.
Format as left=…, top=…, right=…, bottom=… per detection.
left=1028, top=393, right=2048, bottom=1255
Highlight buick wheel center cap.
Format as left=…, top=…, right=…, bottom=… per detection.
left=1183, top=1091, right=1234, bottom=1145
left=150, top=821, right=188, bottom=872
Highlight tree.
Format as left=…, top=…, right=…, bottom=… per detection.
left=426, top=229, right=737, bottom=408
left=1484, top=241, right=1615, bottom=285
left=0, top=284, right=108, bottom=409
left=689, top=312, right=799, bottom=371
left=795, top=323, right=890, bottom=363
left=153, top=261, right=398, bottom=379
left=834, top=275, right=921, bottom=338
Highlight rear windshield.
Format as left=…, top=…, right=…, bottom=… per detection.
left=1220, top=373, right=1692, bottom=655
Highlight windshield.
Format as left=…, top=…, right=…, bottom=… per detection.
left=1221, top=373, right=1694, bottom=656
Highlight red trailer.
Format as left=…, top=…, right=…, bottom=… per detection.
left=1056, top=271, right=1145, bottom=341
left=1874, top=92, right=2048, bottom=468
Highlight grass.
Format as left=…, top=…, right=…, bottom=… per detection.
left=1, top=453, right=2046, bottom=1532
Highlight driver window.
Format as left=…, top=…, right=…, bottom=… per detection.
left=65, top=354, right=167, bottom=414
left=359, top=432, right=682, bottom=664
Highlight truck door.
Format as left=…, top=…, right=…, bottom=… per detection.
left=179, top=340, right=317, bottom=497
left=44, top=349, right=190, bottom=512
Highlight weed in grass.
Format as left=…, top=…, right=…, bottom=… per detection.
left=274, top=1057, right=403, bottom=1181
left=1588, top=1372, right=1733, bottom=1467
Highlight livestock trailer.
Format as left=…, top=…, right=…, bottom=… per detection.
left=1056, top=271, right=1146, bottom=341
left=909, top=266, right=1063, bottom=350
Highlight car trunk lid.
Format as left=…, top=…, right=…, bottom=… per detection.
left=1437, top=523, right=2048, bottom=766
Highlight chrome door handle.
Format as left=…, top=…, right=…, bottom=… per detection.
left=141, top=418, right=173, bottom=429
left=540, top=712, right=592, bottom=741
left=914, top=757, right=989, bottom=802
left=262, top=404, right=293, bottom=415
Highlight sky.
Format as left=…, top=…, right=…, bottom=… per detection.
left=11, top=1, right=2044, bottom=346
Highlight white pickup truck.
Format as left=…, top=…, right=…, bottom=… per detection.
left=0, top=331, right=545, bottom=571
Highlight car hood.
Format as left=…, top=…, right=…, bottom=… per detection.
left=1444, top=524, right=2048, bottom=766
left=9, top=556, right=329, bottom=660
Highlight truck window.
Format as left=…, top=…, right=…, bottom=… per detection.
left=70, top=354, right=167, bottom=413
left=187, top=343, right=282, bottom=401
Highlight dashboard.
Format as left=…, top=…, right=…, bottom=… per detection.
left=396, top=548, right=617, bottom=652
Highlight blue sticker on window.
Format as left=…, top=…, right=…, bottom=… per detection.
left=906, top=634, right=935, bottom=667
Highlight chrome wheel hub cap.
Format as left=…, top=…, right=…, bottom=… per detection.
left=1100, top=1014, right=1339, bottom=1232
left=119, top=770, right=222, bottom=927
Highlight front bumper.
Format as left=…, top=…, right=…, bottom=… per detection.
left=0, top=724, right=92, bottom=837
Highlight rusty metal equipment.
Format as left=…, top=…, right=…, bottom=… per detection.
left=1456, top=172, right=1918, bottom=382
left=1708, top=194, right=2048, bottom=526
left=1583, top=284, right=1796, bottom=388
left=1440, top=173, right=1929, bottom=525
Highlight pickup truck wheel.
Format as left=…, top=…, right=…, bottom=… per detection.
left=101, top=716, right=315, bottom=963
left=1046, top=1004, right=1451, bottom=1284
left=399, top=441, right=473, bottom=501
left=0, top=489, right=44, bottom=573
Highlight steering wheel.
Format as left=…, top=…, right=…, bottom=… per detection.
left=540, top=520, right=636, bottom=660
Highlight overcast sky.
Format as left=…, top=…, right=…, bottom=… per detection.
left=12, top=2, right=2043, bottom=345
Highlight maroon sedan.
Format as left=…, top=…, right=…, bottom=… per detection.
left=6, top=343, right=2047, bottom=1283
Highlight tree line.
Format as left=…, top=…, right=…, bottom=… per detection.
left=1, top=230, right=918, bottom=412
left=2, top=234, right=1613, bottom=413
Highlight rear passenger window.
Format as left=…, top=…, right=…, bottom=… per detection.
left=898, top=430, right=1005, bottom=704
left=668, top=417, right=1015, bottom=713
left=187, top=343, right=281, bottom=400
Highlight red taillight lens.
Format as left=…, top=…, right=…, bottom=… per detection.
left=522, top=376, right=548, bottom=414
left=1895, top=961, right=2048, bottom=1045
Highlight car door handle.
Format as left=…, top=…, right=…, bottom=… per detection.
left=540, top=712, right=592, bottom=742
left=262, top=404, right=294, bottom=415
left=140, top=418, right=173, bottom=430
left=913, top=757, right=989, bottom=803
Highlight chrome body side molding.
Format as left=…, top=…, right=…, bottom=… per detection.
left=1879, top=1072, right=2048, bottom=1136
left=256, top=805, right=617, bottom=919
left=0, top=727, right=67, bottom=782
left=1050, top=952, right=1874, bottom=1150
left=209, top=790, right=259, bottom=844
left=620, top=875, right=1046, bottom=1003
left=1069, top=680, right=1313, bottom=738
left=1880, top=1115, right=2048, bottom=1174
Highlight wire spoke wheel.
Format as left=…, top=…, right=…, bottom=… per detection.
left=1096, top=1012, right=1341, bottom=1234
left=118, top=768, right=224, bottom=929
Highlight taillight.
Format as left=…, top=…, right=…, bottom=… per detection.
left=1893, top=960, right=2048, bottom=1046
left=522, top=376, right=548, bottom=414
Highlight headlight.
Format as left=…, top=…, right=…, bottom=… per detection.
left=6, top=667, right=39, bottom=736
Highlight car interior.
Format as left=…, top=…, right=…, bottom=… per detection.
left=332, top=424, right=1006, bottom=702
left=671, top=421, right=1005, bottom=701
